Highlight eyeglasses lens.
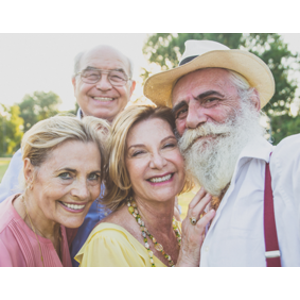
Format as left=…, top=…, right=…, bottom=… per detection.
left=81, top=69, right=128, bottom=86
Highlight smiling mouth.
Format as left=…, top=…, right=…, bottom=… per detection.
left=92, top=97, right=115, bottom=102
left=148, top=173, right=174, bottom=183
left=59, top=201, right=86, bottom=210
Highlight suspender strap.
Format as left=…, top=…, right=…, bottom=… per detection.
left=264, top=158, right=282, bottom=267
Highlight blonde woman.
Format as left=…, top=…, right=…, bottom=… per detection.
left=0, top=115, right=109, bottom=267
left=76, top=106, right=215, bottom=267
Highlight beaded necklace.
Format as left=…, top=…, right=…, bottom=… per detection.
left=127, top=198, right=181, bottom=267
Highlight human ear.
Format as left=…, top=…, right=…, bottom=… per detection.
left=252, top=89, right=261, bottom=112
left=72, top=76, right=77, bottom=96
left=129, top=80, right=136, bottom=98
left=23, top=158, right=35, bottom=187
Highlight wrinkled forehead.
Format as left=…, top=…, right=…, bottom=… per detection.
left=80, top=47, right=130, bottom=73
left=172, top=68, right=236, bottom=105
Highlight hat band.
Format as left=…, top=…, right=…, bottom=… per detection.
left=179, top=55, right=198, bottom=66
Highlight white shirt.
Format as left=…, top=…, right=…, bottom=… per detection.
left=200, top=134, right=300, bottom=267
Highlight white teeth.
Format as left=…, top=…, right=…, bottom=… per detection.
left=149, top=174, right=172, bottom=183
left=62, top=202, right=85, bottom=210
left=93, top=97, right=113, bottom=101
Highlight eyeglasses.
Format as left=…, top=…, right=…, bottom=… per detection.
left=76, top=68, right=131, bottom=86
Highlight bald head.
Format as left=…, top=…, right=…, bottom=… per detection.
left=73, top=45, right=133, bottom=79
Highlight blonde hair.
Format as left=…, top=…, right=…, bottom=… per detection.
left=20, top=115, right=110, bottom=188
left=102, top=105, right=192, bottom=212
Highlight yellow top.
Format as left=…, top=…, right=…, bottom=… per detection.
left=75, top=222, right=167, bottom=267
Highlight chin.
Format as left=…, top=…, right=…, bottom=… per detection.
left=154, top=192, right=177, bottom=203
left=61, top=218, right=85, bottom=229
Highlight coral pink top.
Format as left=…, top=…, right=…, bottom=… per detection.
left=0, top=194, right=77, bottom=267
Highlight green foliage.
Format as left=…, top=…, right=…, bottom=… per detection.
left=143, top=33, right=300, bottom=144
left=143, top=33, right=243, bottom=71
left=18, top=91, right=62, bottom=133
left=0, top=104, right=24, bottom=156
left=244, top=33, right=299, bottom=144
left=0, top=159, right=10, bottom=183
left=63, top=102, right=79, bottom=116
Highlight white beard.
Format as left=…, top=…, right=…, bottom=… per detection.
left=178, top=100, right=265, bottom=197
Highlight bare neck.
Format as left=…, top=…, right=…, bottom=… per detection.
left=134, top=195, right=175, bottom=235
left=14, top=193, right=60, bottom=241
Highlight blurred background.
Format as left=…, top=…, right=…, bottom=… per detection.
left=1, top=33, right=300, bottom=218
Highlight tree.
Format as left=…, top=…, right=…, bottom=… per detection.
left=64, top=102, right=79, bottom=116
left=0, top=104, right=24, bottom=156
left=143, top=33, right=300, bottom=144
left=18, top=91, right=62, bottom=132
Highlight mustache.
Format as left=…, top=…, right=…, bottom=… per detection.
left=178, top=122, right=232, bottom=153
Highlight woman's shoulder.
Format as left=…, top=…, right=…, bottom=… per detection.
left=92, top=205, right=133, bottom=236
left=0, top=194, right=20, bottom=234
left=88, top=222, right=135, bottom=244
left=75, top=222, right=147, bottom=267
left=0, top=195, right=27, bottom=267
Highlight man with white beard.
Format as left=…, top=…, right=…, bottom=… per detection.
left=144, top=40, right=300, bottom=266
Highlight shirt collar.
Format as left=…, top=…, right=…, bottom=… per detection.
left=237, top=135, right=274, bottom=165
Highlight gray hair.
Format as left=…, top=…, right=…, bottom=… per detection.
left=227, top=69, right=250, bottom=93
left=73, top=48, right=133, bottom=79
left=227, top=69, right=259, bottom=109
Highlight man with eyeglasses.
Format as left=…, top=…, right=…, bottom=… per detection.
left=0, top=45, right=136, bottom=266
left=72, top=45, right=136, bottom=123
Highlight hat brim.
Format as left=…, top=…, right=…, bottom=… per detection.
left=143, top=49, right=275, bottom=108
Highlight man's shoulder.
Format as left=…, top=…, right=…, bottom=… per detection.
left=272, top=134, right=300, bottom=162
left=270, top=134, right=300, bottom=182
left=275, top=134, right=300, bottom=150
left=0, top=195, right=16, bottom=234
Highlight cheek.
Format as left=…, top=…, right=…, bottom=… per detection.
left=127, top=160, right=147, bottom=187
left=117, top=86, right=130, bottom=101
left=175, top=120, right=186, bottom=136
left=212, top=103, right=238, bottom=123
left=78, top=82, right=92, bottom=96
left=36, top=176, right=67, bottom=199
left=91, top=184, right=101, bottom=200
left=168, top=150, right=185, bottom=173
left=175, top=155, right=185, bottom=175
left=217, top=110, right=232, bottom=123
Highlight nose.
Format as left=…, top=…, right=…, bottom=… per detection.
left=186, top=99, right=208, bottom=129
left=95, top=74, right=112, bottom=91
left=71, top=179, right=90, bottom=200
left=149, top=152, right=167, bottom=170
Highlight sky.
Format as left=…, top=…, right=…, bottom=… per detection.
left=0, top=33, right=152, bottom=111
left=0, top=33, right=300, bottom=112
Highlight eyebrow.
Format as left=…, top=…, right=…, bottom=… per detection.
left=85, top=66, right=126, bottom=73
left=172, top=101, right=188, bottom=115
left=127, top=135, right=177, bottom=150
left=195, top=90, right=224, bottom=100
left=57, top=168, right=101, bottom=174
left=58, top=168, right=77, bottom=173
left=172, top=90, right=225, bottom=114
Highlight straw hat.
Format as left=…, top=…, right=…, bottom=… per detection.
left=143, top=40, right=275, bottom=108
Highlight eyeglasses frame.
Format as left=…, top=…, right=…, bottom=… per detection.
left=75, top=67, right=132, bottom=87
